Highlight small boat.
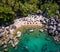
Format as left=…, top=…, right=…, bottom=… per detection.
left=29, top=29, right=34, bottom=32
left=39, top=29, right=44, bottom=32
left=17, top=31, right=21, bottom=37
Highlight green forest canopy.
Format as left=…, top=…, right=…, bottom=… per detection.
left=0, top=0, right=60, bottom=25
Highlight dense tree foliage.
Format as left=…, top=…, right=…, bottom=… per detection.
left=0, top=0, right=60, bottom=26
left=41, top=3, right=59, bottom=17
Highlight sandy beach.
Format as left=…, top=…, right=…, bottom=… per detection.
left=11, top=15, right=43, bottom=36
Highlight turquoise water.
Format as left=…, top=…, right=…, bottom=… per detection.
left=8, top=28, right=60, bottom=52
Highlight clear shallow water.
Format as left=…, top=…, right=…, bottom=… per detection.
left=8, top=28, right=60, bottom=52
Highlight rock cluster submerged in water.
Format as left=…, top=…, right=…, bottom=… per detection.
left=40, top=16, right=60, bottom=39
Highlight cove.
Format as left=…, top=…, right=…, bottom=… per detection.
left=8, top=28, right=60, bottom=52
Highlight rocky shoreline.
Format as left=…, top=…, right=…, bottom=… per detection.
left=0, top=14, right=60, bottom=52
left=40, top=15, right=60, bottom=41
left=0, top=14, right=43, bottom=52
left=0, top=31, right=21, bottom=52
